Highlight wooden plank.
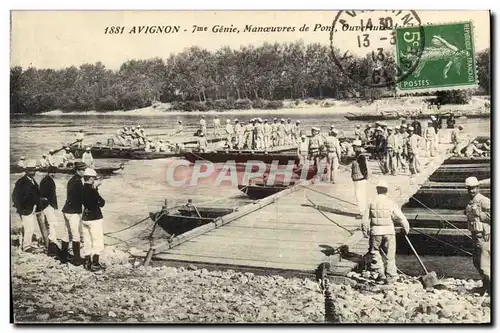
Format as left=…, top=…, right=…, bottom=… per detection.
left=218, top=222, right=357, bottom=234
left=395, top=227, right=471, bottom=236
left=188, top=234, right=342, bottom=251
left=155, top=253, right=319, bottom=272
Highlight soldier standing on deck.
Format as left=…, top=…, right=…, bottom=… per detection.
left=292, top=121, right=301, bottom=144
left=234, top=119, right=244, bottom=150
left=278, top=119, right=287, bottom=146
left=308, top=127, right=322, bottom=168
left=386, top=127, right=398, bottom=175
left=263, top=119, right=272, bottom=150
left=76, top=129, right=84, bottom=148
left=354, top=124, right=362, bottom=141
left=213, top=115, right=221, bottom=137
left=225, top=119, right=234, bottom=148
left=256, top=118, right=264, bottom=150
left=61, top=161, right=86, bottom=265
left=298, top=135, right=309, bottom=166
left=423, top=120, right=438, bottom=157
left=464, top=177, right=491, bottom=295
left=399, top=124, right=409, bottom=172
left=271, top=118, right=279, bottom=147
left=375, top=127, right=389, bottom=174
left=11, top=160, right=40, bottom=252
left=351, top=140, right=369, bottom=219
left=406, top=126, right=423, bottom=175
left=324, top=129, right=342, bottom=184
left=362, top=180, right=410, bottom=284
left=199, top=116, right=207, bottom=135
left=40, top=165, right=60, bottom=257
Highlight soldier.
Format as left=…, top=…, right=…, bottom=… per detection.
left=39, top=153, right=50, bottom=168
left=278, top=118, right=287, bottom=146
left=464, top=176, right=491, bottom=295
left=82, top=147, right=94, bottom=168
left=81, top=168, right=106, bottom=272
left=76, top=129, right=84, bottom=148
left=40, top=165, right=60, bottom=257
left=465, top=140, right=485, bottom=157
left=62, top=148, right=75, bottom=168
left=351, top=140, right=369, bottom=218
left=354, top=124, right=363, bottom=141
left=292, top=120, right=301, bottom=144
left=309, top=127, right=323, bottom=168
left=175, top=120, right=184, bottom=134
left=362, top=180, right=410, bottom=284
left=234, top=119, right=244, bottom=150
left=17, top=156, right=26, bottom=168
left=398, top=124, right=409, bottom=171
left=386, top=127, right=398, bottom=175
left=213, top=115, right=221, bottom=137
left=225, top=119, right=234, bottom=148
left=423, top=120, right=438, bottom=157
left=11, top=160, right=40, bottom=252
left=285, top=118, right=293, bottom=145
left=324, top=129, right=342, bottom=184
left=364, top=124, right=374, bottom=144
left=198, top=133, right=208, bottom=152
left=271, top=118, right=279, bottom=147
left=451, top=125, right=463, bottom=146
left=298, top=135, right=309, bottom=166
left=406, top=126, right=423, bottom=175
left=263, top=119, right=272, bottom=150
left=256, top=118, right=264, bottom=150
left=411, top=116, right=423, bottom=136
left=61, top=161, right=87, bottom=264
left=199, top=115, right=207, bottom=135
left=375, top=127, right=389, bottom=174
left=47, top=150, right=57, bottom=167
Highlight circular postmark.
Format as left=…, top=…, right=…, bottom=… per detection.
left=330, top=10, right=426, bottom=88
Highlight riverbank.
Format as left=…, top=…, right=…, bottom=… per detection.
left=38, top=96, right=491, bottom=117
left=11, top=249, right=490, bottom=323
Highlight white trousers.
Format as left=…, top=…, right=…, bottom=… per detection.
left=20, top=209, right=36, bottom=250
left=353, top=179, right=367, bottom=216
left=62, top=213, right=82, bottom=243
left=43, top=205, right=59, bottom=242
left=81, top=219, right=104, bottom=256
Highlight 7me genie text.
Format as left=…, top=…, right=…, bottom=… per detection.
left=103, top=23, right=338, bottom=35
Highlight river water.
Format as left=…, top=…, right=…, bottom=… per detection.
left=10, top=110, right=490, bottom=279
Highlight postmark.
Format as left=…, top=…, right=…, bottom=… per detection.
left=395, top=21, right=478, bottom=93
left=330, top=10, right=425, bottom=88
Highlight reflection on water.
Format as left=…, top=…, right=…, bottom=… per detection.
left=10, top=111, right=490, bottom=278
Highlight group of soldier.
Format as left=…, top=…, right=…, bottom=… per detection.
left=12, top=160, right=106, bottom=272
left=198, top=115, right=304, bottom=150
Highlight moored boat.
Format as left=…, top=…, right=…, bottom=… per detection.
left=10, top=163, right=124, bottom=175
left=68, top=144, right=182, bottom=160
left=344, top=111, right=400, bottom=121
left=183, top=150, right=300, bottom=165
left=238, top=183, right=291, bottom=200
left=149, top=204, right=236, bottom=236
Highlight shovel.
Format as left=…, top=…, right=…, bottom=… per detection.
left=404, top=235, right=438, bottom=289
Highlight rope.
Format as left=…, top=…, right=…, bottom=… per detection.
left=104, top=216, right=151, bottom=236
left=408, top=194, right=472, bottom=240
left=305, top=192, right=356, bottom=235
left=300, top=184, right=357, bottom=207
left=104, top=211, right=168, bottom=246
left=410, top=226, right=473, bottom=256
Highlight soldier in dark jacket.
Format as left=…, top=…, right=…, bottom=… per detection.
left=61, top=161, right=86, bottom=264
left=12, top=160, right=40, bottom=252
left=81, top=168, right=106, bottom=272
left=375, top=127, right=389, bottom=174
left=40, top=166, right=60, bottom=257
left=411, top=116, right=422, bottom=136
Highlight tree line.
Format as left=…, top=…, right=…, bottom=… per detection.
left=10, top=42, right=490, bottom=114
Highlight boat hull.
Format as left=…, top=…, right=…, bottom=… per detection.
left=10, top=165, right=123, bottom=175
left=183, top=151, right=300, bottom=165
left=69, top=145, right=180, bottom=160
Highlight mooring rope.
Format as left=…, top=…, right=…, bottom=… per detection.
left=305, top=192, right=356, bottom=235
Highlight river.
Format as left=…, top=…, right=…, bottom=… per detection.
left=10, top=110, right=490, bottom=279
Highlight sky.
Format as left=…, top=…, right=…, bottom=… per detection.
left=10, top=10, right=490, bottom=70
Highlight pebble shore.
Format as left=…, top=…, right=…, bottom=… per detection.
left=11, top=247, right=491, bottom=324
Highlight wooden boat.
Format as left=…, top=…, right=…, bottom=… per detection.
left=69, top=144, right=181, bottom=160
left=183, top=150, right=300, bottom=165
left=442, top=156, right=490, bottom=165
left=344, top=111, right=400, bottom=121
left=238, top=183, right=291, bottom=200
left=149, top=204, right=236, bottom=236
left=10, top=164, right=124, bottom=175
left=428, top=167, right=490, bottom=183
left=407, top=187, right=491, bottom=210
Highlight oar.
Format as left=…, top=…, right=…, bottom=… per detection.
left=52, top=140, right=79, bottom=154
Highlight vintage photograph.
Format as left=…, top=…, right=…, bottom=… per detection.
left=10, top=10, right=491, bottom=324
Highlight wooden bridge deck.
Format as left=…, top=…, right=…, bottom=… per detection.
left=148, top=147, right=451, bottom=277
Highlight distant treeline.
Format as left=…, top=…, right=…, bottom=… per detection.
left=10, top=42, right=490, bottom=114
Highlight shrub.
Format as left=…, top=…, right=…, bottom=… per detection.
left=294, top=99, right=301, bottom=106
left=235, top=98, right=253, bottom=109
left=214, top=99, right=229, bottom=111
left=436, top=90, right=471, bottom=105
left=266, top=100, right=284, bottom=109
left=252, top=98, right=269, bottom=109
left=96, top=96, right=120, bottom=111
left=305, top=98, right=316, bottom=105
left=322, top=101, right=334, bottom=108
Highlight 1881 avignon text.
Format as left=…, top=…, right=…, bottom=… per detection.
left=104, top=24, right=345, bottom=35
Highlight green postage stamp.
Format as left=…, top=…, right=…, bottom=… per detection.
left=395, top=21, right=478, bottom=92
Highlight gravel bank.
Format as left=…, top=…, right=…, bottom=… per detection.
left=11, top=247, right=491, bottom=324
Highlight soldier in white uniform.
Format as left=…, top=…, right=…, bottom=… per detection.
left=17, top=156, right=26, bottom=168
left=76, top=129, right=84, bottom=148
left=82, top=147, right=95, bottom=168
left=256, top=118, right=265, bottom=150
left=323, top=129, right=342, bottom=183
left=225, top=119, right=234, bottom=148
left=423, top=120, right=438, bottom=157
left=351, top=140, right=369, bottom=218
left=39, top=153, right=50, bottom=168
left=278, top=119, right=287, bottom=146
left=270, top=118, right=279, bottom=147
left=263, top=119, right=272, bottom=150
left=298, top=135, right=309, bottom=166
left=199, top=116, right=207, bottom=135
left=308, top=127, right=323, bottom=169
left=464, top=176, right=491, bottom=295
left=234, top=119, right=244, bottom=150
left=362, top=180, right=410, bottom=284
left=213, top=115, right=221, bottom=137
